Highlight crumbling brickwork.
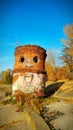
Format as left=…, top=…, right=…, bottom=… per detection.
left=12, top=45, right=47, bottom=97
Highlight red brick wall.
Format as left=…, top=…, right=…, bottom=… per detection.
left=13, top=45, right=47, bottom=74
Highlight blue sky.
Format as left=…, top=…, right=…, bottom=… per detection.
left=0, top=0, right=73, bottom=72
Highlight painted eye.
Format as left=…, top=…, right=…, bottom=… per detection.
left=33, top=56, right=38, bottom=63
left=20, top=56, right=25, bottom=63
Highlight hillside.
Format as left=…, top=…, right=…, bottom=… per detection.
left=45, top=80, right=73, bottom=103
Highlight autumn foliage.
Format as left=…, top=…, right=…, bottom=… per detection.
left=45, top=61, right=68, bottom=81
left=46, top=24, right=73, bottom=81
left=61, top=24, right=73, bottom=79
left=0, top=69, right=13, bottom=84
left=55, top=66, right=67, bottom=80
left=45, top=61, right=56, bottom=81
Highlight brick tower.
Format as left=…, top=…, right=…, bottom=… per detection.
left=12, top=45, right=47, bottom=97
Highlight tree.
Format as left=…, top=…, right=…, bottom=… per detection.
left=47, top=49, right=61, bottom=68
left=55, top=66, right=67, bottom=80
left=45, top=61, right=56, bottom=81
left=0, top=69, right=13, bottom=84
left=61, top=24, right=73, bottom=79
left=47, top=49, right=56, bottom=68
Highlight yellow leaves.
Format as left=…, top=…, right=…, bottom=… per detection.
left=55, top=66, right=67, bottom=80
left=68, top=33, right=73, bottom=39
left=64, top=24, right=73, bottom=39
left=45, top=61, right=56, bottom=81
left=0, top=69, right=13, bottom=84
left=70, top=45, right=73, bottom=57
left=45, top=61, right=68, bottom=81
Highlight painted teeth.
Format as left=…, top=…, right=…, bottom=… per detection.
left=24, top=74, right=33, bottom=83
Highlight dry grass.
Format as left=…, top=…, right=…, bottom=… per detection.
left=12, top=90, right=57, bottom=114
left=0, top=80, right=73, bottom=112
left=24, top=109, right=37, bottom=130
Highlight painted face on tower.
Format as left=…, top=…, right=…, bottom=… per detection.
left=12, top=45, right=46, bottom=96
left=20, top=55, right=38, bottom=67
left=14, top=47, right=46, bottom=73
left=15, top=52, right=40, bottom=70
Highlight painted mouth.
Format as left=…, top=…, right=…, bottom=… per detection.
left=24, top=73, right=33, bottom=83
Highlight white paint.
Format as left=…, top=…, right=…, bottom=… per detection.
left=12, top=72, right=45, bottom=95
